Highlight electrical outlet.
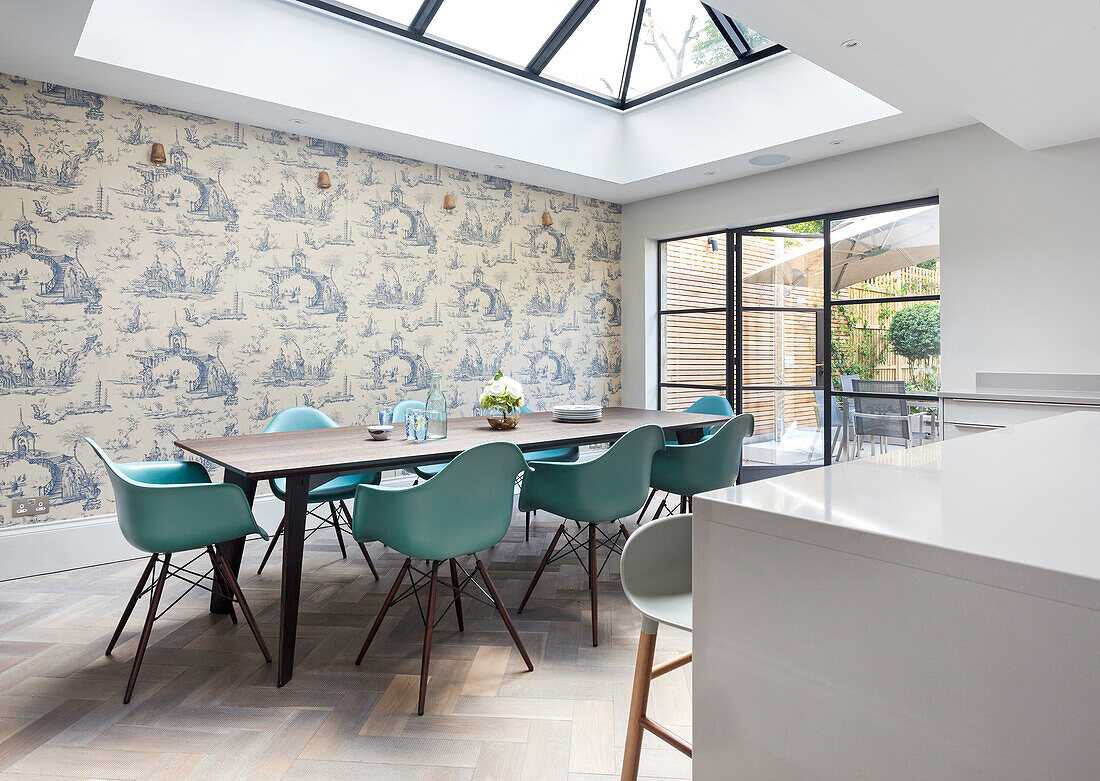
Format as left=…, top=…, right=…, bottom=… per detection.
left=11, top=497, right=49, bottom=518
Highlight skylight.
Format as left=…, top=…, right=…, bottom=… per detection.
left=295, top=0, right=784, bottom=109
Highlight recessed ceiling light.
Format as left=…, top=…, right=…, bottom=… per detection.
left=828, top=139, right=845, bottom=146
left=841, top=39, right=859, bottom=48
left=703, top=170, right=716, bottom=176
left=288, top=118, right=305, bottom=125
left=749, top=154, right=790, bottom=166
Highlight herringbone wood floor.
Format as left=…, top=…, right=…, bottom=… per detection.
left=0, top=508, right=691, bottom=780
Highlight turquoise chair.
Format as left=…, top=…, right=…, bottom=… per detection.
left=619, top=513, right=694, bottom=779
left=85, top=439, right=271, bottom=703
left=351, top=442, right=534, bottom=715
left=643, top=413, right=754, bottom=522
left=256, top=407, right=381, bottom=579
left=408, top=405, right=578, bottom=543
left=636, top=395, right=733, bottom=520
left=517, top=424, right=666, bottom=647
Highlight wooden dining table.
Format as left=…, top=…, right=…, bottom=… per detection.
left=176, top=406, right=729, bottom=686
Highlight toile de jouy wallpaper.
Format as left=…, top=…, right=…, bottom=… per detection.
left=0, top=73, right=622, bottom=528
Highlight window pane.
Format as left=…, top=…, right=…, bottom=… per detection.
left=427, top=0, right=578, bottom=68
left=742, top=310, right=819, bottom=387
left=627, top=0, right=735, bottom=99
left=542, top=0, right=637, bottom=98
left=741, top=227, right=824, bottom=307
left=735, top=21, right=773, bottom=50
left=335, top=0, right=423, bottom=25
left=661, top=386, right=727, bottom=411
left=829, top=204, right=940, bottom=300
left=741, top=389, right=824, bottom=466
left=832, top=301, right=940, bottom=393
left=661, top=311, right=726, bottom=385
left=661, top=234, right=726, bottom=310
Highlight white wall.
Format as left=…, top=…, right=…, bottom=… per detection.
left=621, top=124, right=1100, bottom=407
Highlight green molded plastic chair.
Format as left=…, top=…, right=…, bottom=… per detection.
left=515, top=406, right=582, bottom=541
left=517, top=424, right=666, bottom=647
left=619, top=513, right=694, bottom=779
left=256, top=407, right=381, bottom=579
left=668, top=395, right=733, bottom=443
left=351, top=442, right=534, bottom=715
left=85, top=438, right=271, bottom=703
left=642, top=413, right=754, bottom=522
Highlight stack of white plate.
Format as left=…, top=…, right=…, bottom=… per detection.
left=552, top=404, right=602, bottom=423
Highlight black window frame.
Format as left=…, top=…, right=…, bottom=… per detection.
left=657, top=196, right=941, bottom=471
left=287, top=0, right=786, bottom=110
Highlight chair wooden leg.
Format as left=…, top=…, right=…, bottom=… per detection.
left=518, top=523, right=565, bottom=613
left=589, top=524, right=599, bottom=647
left=418, top=561, right=440, bottom=716
left=449, top=558, right=464, bottom=632
left=679, top=495, right=687, bottom=514
left=338, top=500, right=380, bottom=579
left=637, top=488, right=657, bottom=525
left=621, top=626, right=658, bottom=781
left=525, top=511, right=531, bottom=541
left=356, top=557, right=411, bottom=664
left=106, top=554, right=156, bottom=656
left=357, top=542, right=380, bottom=580
left=206, top=546, right=237, bottom=625
left=651, top=494, right=669, bottom=522
left=329, top=502, right=348, bottom=559
left=124, top=553, right=170, bottom=704
left=256, top=513, right=286, bottom=575
left=619, top=521, right=631, bottom=541
left=476, top=558, right=533, bottom=671
left=215, top=553, right=272, bottom=663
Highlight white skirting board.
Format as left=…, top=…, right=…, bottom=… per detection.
left=0, top=494, right=287, bottom=582
left=0, top=472, right=419, bottom=582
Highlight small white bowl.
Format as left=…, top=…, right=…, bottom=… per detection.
left=367, top=425, right=393, bottom=441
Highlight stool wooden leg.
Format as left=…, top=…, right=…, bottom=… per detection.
left=621, top=625, right=658, bottom=781
left=589, top=524, right=599, bottom=647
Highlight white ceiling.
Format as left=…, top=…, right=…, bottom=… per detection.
left=0, top=0, right=1094, bottom=202
left=712, top=0, right=1100, bottom=150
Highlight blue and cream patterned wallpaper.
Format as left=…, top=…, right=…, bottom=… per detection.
left=0, top=73, right=622, bottom=528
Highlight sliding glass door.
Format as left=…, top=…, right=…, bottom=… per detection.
left=657, top=198, right=941, bottom=480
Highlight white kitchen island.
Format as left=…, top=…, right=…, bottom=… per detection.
left=693, top=411, right=1100, bottom=781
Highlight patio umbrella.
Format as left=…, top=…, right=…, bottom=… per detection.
left=743, top=205, right=939, bottom=293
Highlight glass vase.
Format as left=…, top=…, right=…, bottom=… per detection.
left=486, top=407, right=519, bottom=430
left=425, top=372, right=447, bottom=439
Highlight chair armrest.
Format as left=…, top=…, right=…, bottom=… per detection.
left=121, top=482, right=268, bottom=554
left=117, top=460, right=211, bottom=486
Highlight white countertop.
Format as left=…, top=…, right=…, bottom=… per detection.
left=697, top=411, right=1100, bottom=609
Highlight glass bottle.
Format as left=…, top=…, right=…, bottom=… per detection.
left=425, top=372, right=447, bottom=439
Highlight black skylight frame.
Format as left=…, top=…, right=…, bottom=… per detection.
left=290, top=0, right=785, bottom=109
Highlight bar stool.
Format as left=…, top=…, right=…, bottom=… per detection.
left=619, top=512, right=693, bottom=780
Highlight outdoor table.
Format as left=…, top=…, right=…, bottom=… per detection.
left=176, top=406, right=730, bottom=686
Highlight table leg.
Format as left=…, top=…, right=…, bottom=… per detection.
left=278, top=474, right=309, bottom=687
left=211, top=469, right=256, bottom=614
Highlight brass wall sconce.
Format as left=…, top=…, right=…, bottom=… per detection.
left=541, top=210, right=553, bottom=228
left=317, top=171, right=331, bottom=190
left=150, top=143, right=166, bottom=166
left=443, top=193, right=456, bottom=211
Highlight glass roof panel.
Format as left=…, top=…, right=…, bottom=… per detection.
left=541, top=0, right=639, bottom=100
left=626, top=0, right=736, bottom=99
left=335, top=0, right=423, bottom=26
left=427, top=0, right=579, bottom=68
left=735, top=20, right=774, bottom=50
